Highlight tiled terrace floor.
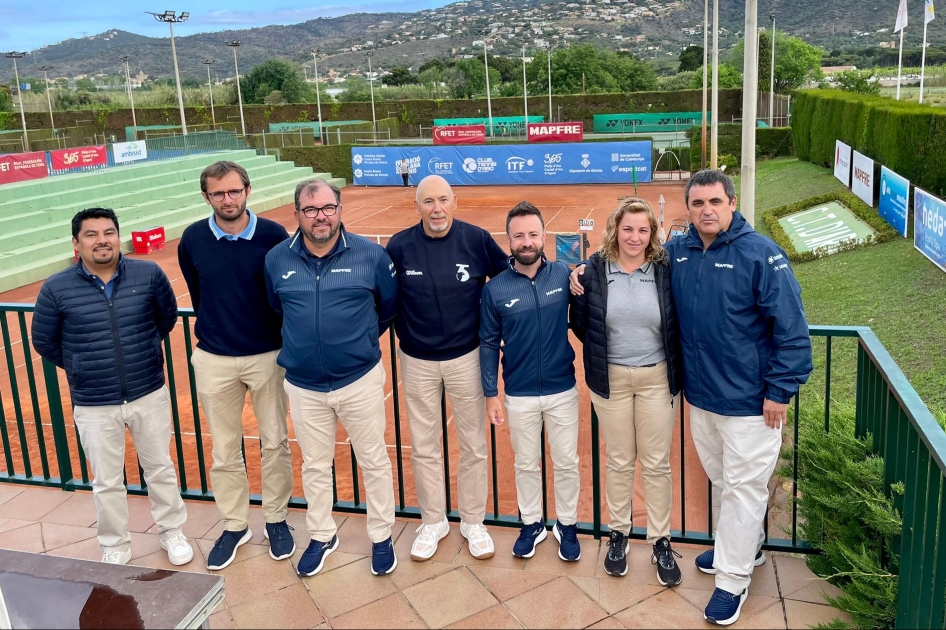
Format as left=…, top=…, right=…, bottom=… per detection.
left=0, top=484, right=852, bottom=629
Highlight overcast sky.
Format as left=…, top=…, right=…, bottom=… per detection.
left=0, top=1, right=454, bottom=52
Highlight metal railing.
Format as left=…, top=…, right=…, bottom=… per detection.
left=1, top=304, right=944, bottom=627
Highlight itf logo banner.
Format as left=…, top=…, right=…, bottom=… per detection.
left=914, top=187, right=946, bottom=273
left=351, top=142, right=652, bottom=187
left=879, top=165, right=910, bottom=237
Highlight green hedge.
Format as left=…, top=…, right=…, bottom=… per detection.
left=281, top=145, right=354, bottom=183
left=792, top=89, right=946, bottom=197
left=762, top=189, right=900, bottom=263
left=686, top=124, right=794, bottom=166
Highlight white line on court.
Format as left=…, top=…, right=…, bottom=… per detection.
left=348, top=206, right=394, bottom=224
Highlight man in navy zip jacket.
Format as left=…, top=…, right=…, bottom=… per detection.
left=32, top=208, right=192, bottom=568
left=264, top=179, right=399, bottom=578
left=480, top=201, right=582, bottom=563
left=386, top=175, right=508, bottom=562
left=665, top=170, right=812, bottom=626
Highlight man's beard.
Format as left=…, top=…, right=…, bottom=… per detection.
left=302, top=220, right=340, bottom=245
left=512, top=245, right=543, bottom=266
left=213, top=199, right=247, bottom=223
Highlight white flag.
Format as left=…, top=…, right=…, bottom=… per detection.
left=896, top=0, right=909, bottom=31
left=926, top=0, right=936, bottom=23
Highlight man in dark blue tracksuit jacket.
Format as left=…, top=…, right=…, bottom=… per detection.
left=479, top=201, right=582, bottom=563
left=665, top=170, right=812, bottom=626
left=264, top=178, right=398, bottom=578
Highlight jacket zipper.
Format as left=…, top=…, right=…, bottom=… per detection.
left=530, top=272, right=545, bottom=394
left=86, top=273, right=130, bottom=403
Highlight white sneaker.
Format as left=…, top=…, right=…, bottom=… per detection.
left=160, top=533, right=195, bottom=566
left=410, top=518, right=450, bottom=561
left=460, top=522, right=495, bottom=559
left=101, top=547, right=132, bottom=565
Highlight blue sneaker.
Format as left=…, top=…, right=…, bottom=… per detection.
left=264, top=521, right=296, bottom=561
left=297, top=535, right=339, bottom=577
left=371, top=537, right=397, bottom=575
left=553, top=521, right=581, bottom=562
left=695, top=548, right=766, bottom=575
left=512, top=522, right=547, bottom=558
left=206, top=528, right=253, bottom=570
left=704, top=587, right=748, bottom=625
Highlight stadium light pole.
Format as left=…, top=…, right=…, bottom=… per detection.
left=225, top=41, right=246, bottom=136
left=3, top=52, right=29, bottom=149
left=482, top=35, right=494, bottom=138
left=769, top=14, right=776, bottom=126
left=544, top=43, right=553, bottom=122
left=365, top=51, right=377, bottom=133
left=148, top=10, right=190, bottom=136
left=710, top=0, right=719, bottom=169
left=312, top=49, right=324, bottom=145
left=522, top=45, right=529, bottom=123
left=120, top=56, right=139, bottom=140
left=39, top=65, right=55, bottom=131
left=740, top=0, right=759, bottom=226
left=203, top=59, right=216, bottom=129
left=701, top=0, right=708, bottom=169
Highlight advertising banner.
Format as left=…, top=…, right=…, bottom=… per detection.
left=593, top=112, right=710, bottom=133
left=527, top=122, right=583, bottom=143
left=834, top=140, right=852, bottom=185
left=50, top=146, right=108, bottom=171
left=879, top=165, right=910, bottom=237
left=851, top=150, right=875, bottom=207
left=0, top=151, right=49, bottom=185
left=913, top=187, right=946, bottom=273
left=432, top=125, right=487, bottom=145
left=112, top=141, right=148, bottom=164
left=351, top=142, right=652, bottom=187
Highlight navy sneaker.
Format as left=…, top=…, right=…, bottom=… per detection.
left=206, top=528, right=253, bottom=570
left=371, top=537, right=397, bottom=575
left=512, top=522, right=547, bottom=558
left=298, top=535, right=339, bottom=577
left=603, top=530, right=628, bottom=576
left=553, top=521, right=581, bottom=562
left=695, top=548, right=766, bottom=575
left=652, top=537, right=683, bottom=586
left=704, top=587, right=748, bottom=625
left=264, top=521, right=296, bottom=561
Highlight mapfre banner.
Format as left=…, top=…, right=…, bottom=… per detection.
left=432, top=125, right=486, bottom=145
left=50, top=145, right=108, bottom=171
left=527, top=122, right=584, bottom=143
left=0, top=151, right=49, bottom=185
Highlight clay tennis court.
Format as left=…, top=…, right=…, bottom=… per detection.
left=0, top=179, right=719, bottom=539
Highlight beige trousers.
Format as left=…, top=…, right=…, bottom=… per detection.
left=191, top=347, right=292, bottom=531
left=284, top=363, right=395, bottom=543
left=589, top=362, right=675, bottom=542
left=399, top=348, right=488, bottom=525
left=504, top=386, right=581, bottom=526
left=74, top=386, right=187, bottom=552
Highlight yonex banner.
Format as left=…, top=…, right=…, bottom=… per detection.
left=834, top=140, right=852, bottom=186
left=851, top=150, right=875, bottom=207
left=351, top=142, right=652, bottom=187
left=879, top=165, right=910, bottom=237
left=527, top=122, right=583, bottom=143
left=0, top=151, right=49, bottom=185
left=50, top=145, right=108, bottom=171
left=112, top=141, right=148, bottom=164
left=432, top=125, right=486, bottom=145
left=593, top=112, right=710, bottom=133
left=913, top=187, right=946, bottom=273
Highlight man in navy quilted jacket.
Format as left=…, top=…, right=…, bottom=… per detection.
left=32, top=208, right=191, bottom=568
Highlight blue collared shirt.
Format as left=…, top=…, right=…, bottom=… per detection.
left=208, top=209, right=258, bottom=241
left=78, top=258, right=119, bottom=300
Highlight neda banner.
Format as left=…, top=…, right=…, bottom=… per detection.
left=834, top=140, right=852, bottom=186
left=432, top=125, right=487, bottom=145
left=0, top=151, right=49, bottom=185
left=527, top=122, right=583, bottom=143
left=50, top=145, right=108, bottom=171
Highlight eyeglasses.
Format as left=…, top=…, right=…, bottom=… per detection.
left=206, top=187, right=246, bottom=202
left=299, top=204, right=339, bottom=218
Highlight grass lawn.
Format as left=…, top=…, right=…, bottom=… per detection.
left=734, top=158, right=946, bottom=427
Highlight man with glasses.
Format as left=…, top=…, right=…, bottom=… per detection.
left=178, top=161, right=293, bottom=570
left=264, top=178, right=399, bottom=577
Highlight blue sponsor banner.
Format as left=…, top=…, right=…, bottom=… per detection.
left=351, top=142, right=652, bottom=187
left=879, top=165, right=909, bottom=237
left=914, top=187, right=946, bottom=274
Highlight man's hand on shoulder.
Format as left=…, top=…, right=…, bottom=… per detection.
left=569, top=265, right=586, bottom=296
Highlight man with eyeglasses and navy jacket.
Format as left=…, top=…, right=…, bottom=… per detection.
left=479, top=201, right=582, bottom=563
left=264, top=178, right=399, bottom=578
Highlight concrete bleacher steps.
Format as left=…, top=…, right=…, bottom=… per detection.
left=0, top=150, right=346, bottom=293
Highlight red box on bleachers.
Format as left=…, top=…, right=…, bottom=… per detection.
left=132, top=226, right=166, bottom=255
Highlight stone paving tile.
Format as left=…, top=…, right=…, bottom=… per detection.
left=613, top=589, right=706, bottom=629
left=0, top=486, right=71, bottom=521
left=521, top=534, right=599, bottom=578
left=229, top=583, right=326, bottom=629
left=44, top=536, right=101, bottom=561
left=570, top=575, right=665, bottom=615
left=40, top=522, right=97, bottom=550
left=586, top=616, right=627, bottom=629
left=132, top=547, right=211, bottom=574
left=0, top=485, right=23, bottom=506
left=784, top=599, right=852, bottom=629
left=401, top=566, right=499, bottom=629
left=207, top=605, right=236, bottom=630
left=504, top=576, right=608, bottom=629
left=302, top=557, right=398, bottom=619
left=467, top=564, right=557, bottom=602
left=456, top=527, right=528, bottom=570
left=742, top=600, right=788, bottom=629
left=330, top=593, right=425, bottom=629
left=41, top=492, right=98, bottom=527
left=390, top=557, right=456, bottom=590
left=0, top=518, right=36, bottom=534
left=775, top=555, right=844, bottom=604
left=129, top=532, right=164, bottom=561
left=210, top=547, right=301, bottom=604
left=444, top=604, right=525, bottom=629
left=0, top=522, right=44, bottom=553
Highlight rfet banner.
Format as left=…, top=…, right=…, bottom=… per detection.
left=914, top=187, right=946, bottom=273
left=527, top=122, right=583, bottom=143
left=432, top=125, right=486, bottom=145
left=851, top=150, right=875, bottom=207
left=50, top=145, right=108, bottom=171
left=0, top=151, right=49, bottom=185
left=351, top=141, right=652, bottom=186
left=834, top=140, right=852, bottom=185
left=112, top=141, right=148, bottom=164
left=879, top=165, right=910, bottom=237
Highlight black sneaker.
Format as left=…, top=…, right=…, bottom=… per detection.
left=652, top=537, right=683, bottom=586
left=604, top=530, right=629, bottom=577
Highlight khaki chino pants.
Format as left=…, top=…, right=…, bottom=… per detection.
left=74, top=386, right=187, bottom=552
left=399, top=348, right=488, bottom=525
left=191, top=347, right=292, bottom=532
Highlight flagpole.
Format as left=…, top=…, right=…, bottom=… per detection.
left=897, top=27, right=905, bottom=100
left=920, top=18, right=930, bottom=103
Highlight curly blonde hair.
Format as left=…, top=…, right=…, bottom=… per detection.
left=598, top=197, right=666, bottom=263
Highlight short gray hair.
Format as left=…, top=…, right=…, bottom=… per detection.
left=684, top=169, right=736, bottom=205
left=294, top=178, right=341, bottom=211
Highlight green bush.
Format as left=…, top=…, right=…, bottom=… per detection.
left=281, top=145, right=354, bottom=183
left=687, top=124, right=794, bottom=166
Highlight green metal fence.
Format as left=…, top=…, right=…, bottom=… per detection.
left=1, top=304, right=945, bottom=627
